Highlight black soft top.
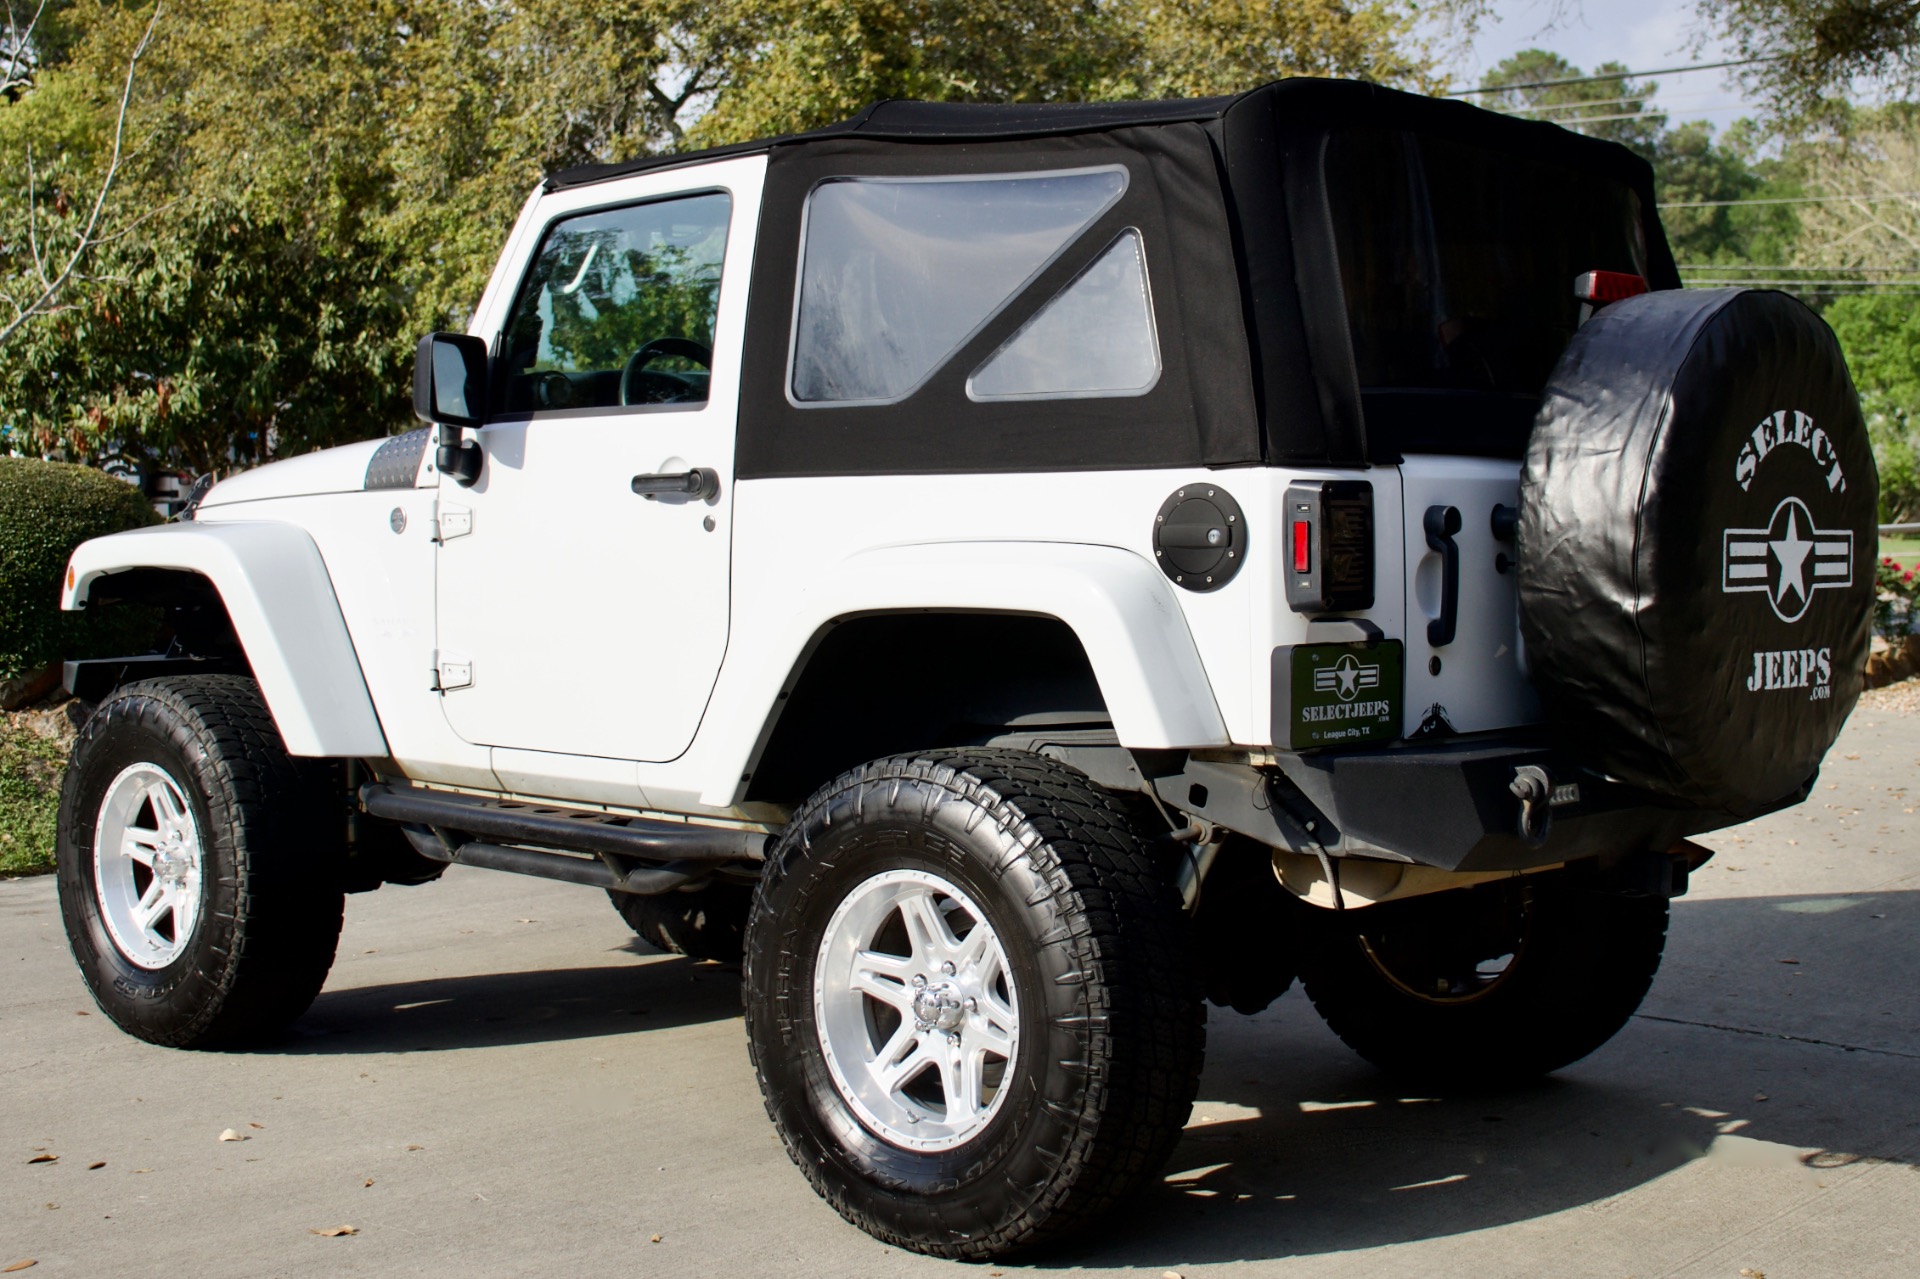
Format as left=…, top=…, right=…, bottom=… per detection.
left=543, top=80, right=1674, bottom=478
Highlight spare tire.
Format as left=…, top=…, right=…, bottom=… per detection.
left=1519, top=288, right=1876, bottom=815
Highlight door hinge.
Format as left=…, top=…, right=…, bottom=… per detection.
left=433, top=653, right=473, bottom=692
left=435, top=503, right=473, bottom=542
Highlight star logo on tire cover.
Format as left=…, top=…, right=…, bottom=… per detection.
left=1721, top=495, right=1854, bottom=623
left=1313, top=653, right=1379, bottom=702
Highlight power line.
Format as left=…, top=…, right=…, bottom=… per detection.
left=1660, top=191, right=1920, bottom=208
left=1528, top=109, right=1670, bottom=127
left=1448, top=55, right=1786, bottom=98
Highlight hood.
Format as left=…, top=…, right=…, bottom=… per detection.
left=196, top=433, right=426, bottom=509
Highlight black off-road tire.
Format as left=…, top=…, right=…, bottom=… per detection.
left=56, top=676, right=345, bottom=1048
left=607, top=881, right=754, bottom=962
left=744, top=749, right=1205, bottom=1260
left=1299, top=872, right=1668, bottom=1087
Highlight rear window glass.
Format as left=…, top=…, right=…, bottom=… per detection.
left=1326, top=129, right=1648, bottom=398
left=789, top=168, right=1127, bottom=405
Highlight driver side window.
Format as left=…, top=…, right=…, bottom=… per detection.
left=499, top=191, right=731, bottom=415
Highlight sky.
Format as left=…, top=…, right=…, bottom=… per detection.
left=1447, top=0, right=1758, bottom=129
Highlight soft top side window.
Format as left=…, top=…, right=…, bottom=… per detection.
left=788, top=168, right=1127, bottom=406
left=967, top=229, right=1160, bottom=402
left=499, top=191, right=731, bottom=416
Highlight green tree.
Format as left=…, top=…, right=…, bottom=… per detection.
left=1829, top=293, right=1920, bottom=518
left=1477, top=49, right=1665, bottom=157
left=0, top=0, right=1456, bottom=474
left=1698, top=0, right=1920, bottom=117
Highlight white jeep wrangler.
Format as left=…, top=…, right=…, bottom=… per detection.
left=53, top=80, right=1876, bottom=1259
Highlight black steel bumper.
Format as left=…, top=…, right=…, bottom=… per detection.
left=1264, top=732, right=1808, bottom=873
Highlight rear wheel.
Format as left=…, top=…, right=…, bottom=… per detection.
left=56, top=676, right=344, bottom=1048
left=608, top=880, right=754, bottom=962
left=745, top=749, right=1204, bottom=1259
left=1299, top=871, right=1667, bottom=1087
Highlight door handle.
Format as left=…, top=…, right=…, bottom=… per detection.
left=1424, top=504, right=1461, bottom=648
left=631, top=468, right=719, bottom=501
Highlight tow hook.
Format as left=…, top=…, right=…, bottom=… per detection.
left=1510, top=765, right=1553, bottom=847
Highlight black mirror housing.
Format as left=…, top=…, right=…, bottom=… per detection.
left=412, top=332, right=489, bottom=428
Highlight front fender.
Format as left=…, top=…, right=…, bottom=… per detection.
left=63, top=522, right=388, bottom=758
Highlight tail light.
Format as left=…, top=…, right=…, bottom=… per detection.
left=1283, top=481, right=1374, bottom=613
left=1574, top=270, right=1647, bottom=307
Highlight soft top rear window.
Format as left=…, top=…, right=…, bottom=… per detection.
left=1325, top=128, right=1649, bottom=455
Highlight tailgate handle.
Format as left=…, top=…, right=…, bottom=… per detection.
left=1423, top=504, right=1461, bottom=648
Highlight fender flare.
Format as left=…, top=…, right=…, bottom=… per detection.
left=63, top=522, right=388, bottom=758
left=706, top=542, right=1227, bottom=803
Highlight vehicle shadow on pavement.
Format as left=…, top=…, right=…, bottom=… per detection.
left=272, top=950, right=742, bottom=1054
left=1043, top=887, right=1920, bottom=1268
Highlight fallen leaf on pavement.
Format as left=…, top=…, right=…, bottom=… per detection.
left=133, top=1169, right=152, bottom=1174
left=363, top=1178, right=375, bottom=1188
left=4, top=1260, right=37, bottom=1272
left=26, top=1155, right=55, bottom=1165
left=248, top=1123, right=264, bottom=1130
left=308, top=1225, right=358, bottom=1237
left=1739, top=1270, right=1766, bottom=1279
left=404, top=1144, right=424, bottom=1152
left=1163, top=1271, right=1184, bottom=1279
left=649, top=1235, right=663, bottom=1244
left=87, top=1161, right=105, bottom=1170
left=218, top=1129, right=245, bottom=1143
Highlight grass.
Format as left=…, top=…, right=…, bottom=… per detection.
left=0, top=711, right=66, bottom=876
left=1883, top=539, right=1920, bottom=568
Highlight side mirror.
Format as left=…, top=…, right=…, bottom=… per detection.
left=412, top=333, right=487, bottom=486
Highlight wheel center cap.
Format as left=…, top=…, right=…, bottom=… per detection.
left=912, top=983, right=965, bottom=1032
left=153, top=845, right=190, bottom=888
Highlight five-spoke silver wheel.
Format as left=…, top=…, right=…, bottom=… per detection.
left=813, top=869, right=1019, bottom=1151
left=92, top=762, right=204, bottom=969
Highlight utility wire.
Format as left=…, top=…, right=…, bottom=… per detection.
left=1660, top=191, right=1920, bottom=207
left=1448, top=54, right=1786, bottom=97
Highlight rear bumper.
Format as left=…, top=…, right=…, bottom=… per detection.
left=1265, top=732, right=1809, bottom=872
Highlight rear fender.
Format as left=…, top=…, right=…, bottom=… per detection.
left=63, top=522, right=387, bottom=757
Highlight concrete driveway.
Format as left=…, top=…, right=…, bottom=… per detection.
left=4, top=712, right=1917, bottom=1278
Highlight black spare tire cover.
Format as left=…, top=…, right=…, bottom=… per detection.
left=1519, top=288, right=1876, bottom=815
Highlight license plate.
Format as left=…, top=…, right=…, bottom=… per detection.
left=1279, top=640, right=1404, bottom=749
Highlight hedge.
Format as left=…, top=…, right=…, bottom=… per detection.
left=0, top=458, right=165, bottom=682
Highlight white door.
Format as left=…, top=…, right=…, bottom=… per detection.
left=435, top=161, right=763, bottom=762
left=1398, top=454, right=1541, bottom=737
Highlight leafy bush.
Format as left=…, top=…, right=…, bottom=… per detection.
left=0, top=458, right=163, bottom=681
left=1874, top=556, right=1919, bottom=638
left=0, top=713, right=66, bottom=874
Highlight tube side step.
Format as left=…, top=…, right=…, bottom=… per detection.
left=362, top=782, right=767, bottom=863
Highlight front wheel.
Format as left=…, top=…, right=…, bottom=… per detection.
left=744, top=750, right=1204, bottom=1259
left=56, top=677, right=345, bottom=1048
left=1299, top=870, right=1669, bottom=1087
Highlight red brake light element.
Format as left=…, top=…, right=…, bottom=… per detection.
left=1292, top=520, right=1311, bottom=573
left=1573, top=270, right=1648, bottom=306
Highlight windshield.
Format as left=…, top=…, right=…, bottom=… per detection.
left=1326, top=128, right=1649, bottom=402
